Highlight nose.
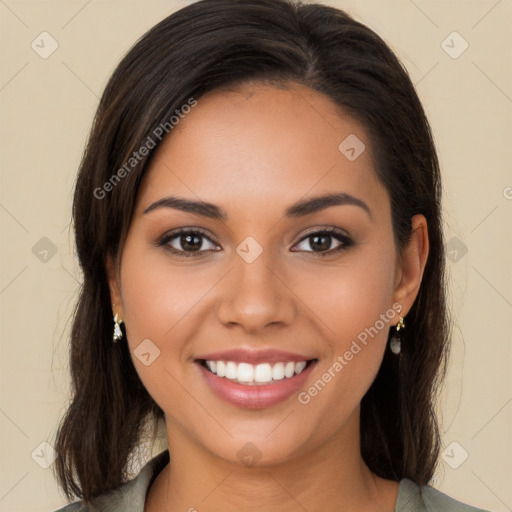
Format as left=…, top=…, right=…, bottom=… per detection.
left=216, top=246, right=297, bottom=334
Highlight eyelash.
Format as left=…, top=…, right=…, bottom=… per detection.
left=156, top=227, right=354, bottom=258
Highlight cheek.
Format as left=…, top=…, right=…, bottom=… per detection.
left=119, top=240, right=212, bottom=346
left=296, top=244, right=397, bottom=401
left=117, top=241, right=208, bottom=411
left=117, top=237, right=234, bottom=410
left=298, top=243, right=397, bottom=345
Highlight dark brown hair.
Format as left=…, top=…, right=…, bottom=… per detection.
left=53, top=0, right=450, bottom=502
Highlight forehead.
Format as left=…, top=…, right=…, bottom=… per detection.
left=135, top=82, right=388, bottom=220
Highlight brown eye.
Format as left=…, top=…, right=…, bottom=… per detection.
left=176, top=233, right=203, bottom=252
left=292, top=228, right=353, bottom=255
left=158, top=229, right=219, bottom=257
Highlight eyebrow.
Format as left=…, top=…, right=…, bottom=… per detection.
left=142, top=192, right=373, bottom=221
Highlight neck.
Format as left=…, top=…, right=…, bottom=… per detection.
left=145, top=410, right=399, bottom=512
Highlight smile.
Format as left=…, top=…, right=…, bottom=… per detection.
left=195, top=358, right=318, bottom=409
left=200, top=359, right=310, bottom=385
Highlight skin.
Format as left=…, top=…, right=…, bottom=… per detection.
left=107, top=82, right=429, bottom=512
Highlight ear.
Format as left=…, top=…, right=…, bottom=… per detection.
left=105, top=254, right=124, bottom=319
left=391, top=214, right=429, bottom=322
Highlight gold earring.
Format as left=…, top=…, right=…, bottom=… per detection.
left=389, top=316, right=405, bottom=355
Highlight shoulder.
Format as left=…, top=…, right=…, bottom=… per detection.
left=51, top=450, right=170, bottom=512
left=396, top=478, right=493, bottom=512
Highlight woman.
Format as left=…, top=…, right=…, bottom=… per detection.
left=52, top=0, right=491, bottom=510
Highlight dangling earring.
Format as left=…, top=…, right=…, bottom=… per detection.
left=389, top=316, right=405, bottom=355
left=112, top=304, right=124, bottom=343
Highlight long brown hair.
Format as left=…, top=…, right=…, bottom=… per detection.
left=53, top=0, right=450, bottom=502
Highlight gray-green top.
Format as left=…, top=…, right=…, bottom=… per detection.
left=53, top=450, right=491, bottom=512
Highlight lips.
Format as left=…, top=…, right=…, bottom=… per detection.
left=194, top=347, right=318, bottom=409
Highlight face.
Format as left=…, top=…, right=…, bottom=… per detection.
left=108, top=82, right=422, bottom=467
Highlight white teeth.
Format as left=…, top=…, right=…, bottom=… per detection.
left=295, top=361, right=307, bottom=374
left=203, top=359, right=311, bottom=385
left=255, top=363, right=273, bottom=383
left=272, top=362, right=285, bottom=381
left=237, top=363, right=254, bottom=382
left=216, top=361, right=226, bottom=377
left=284, top=361, right=295, bottom=378
left=225, top=361, right=238, bottom=379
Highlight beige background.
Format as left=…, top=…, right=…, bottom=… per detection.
left=0, top=0, right=511, bottom=511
